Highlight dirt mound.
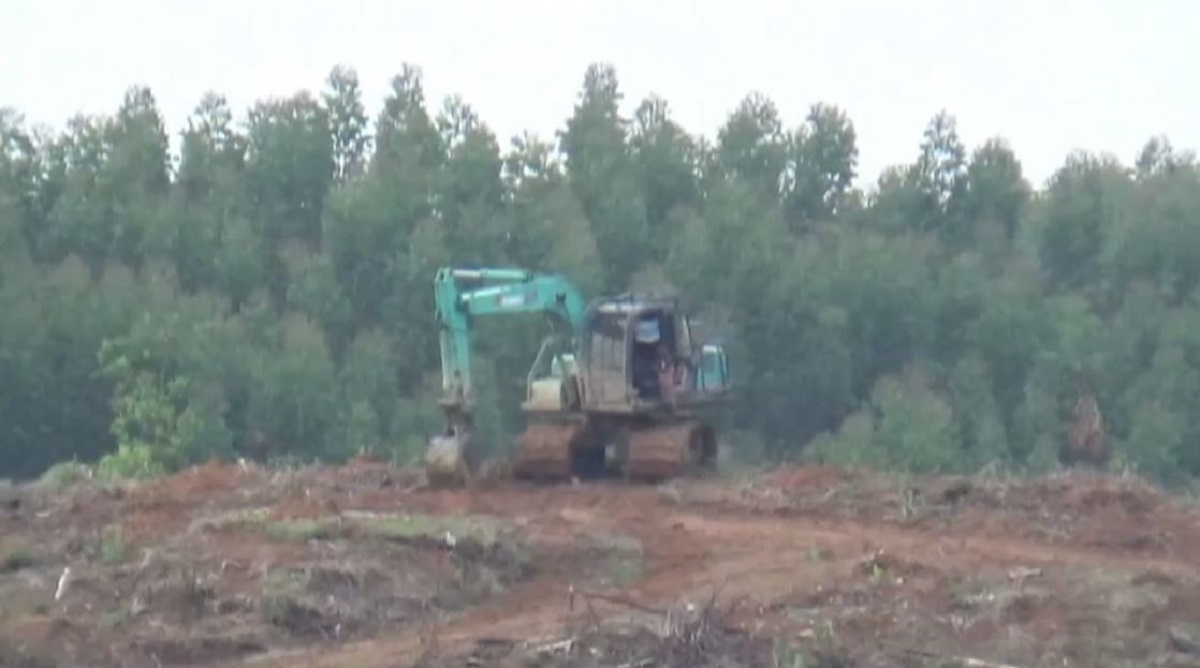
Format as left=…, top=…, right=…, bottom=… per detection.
left=121, top=458, right=265, bottom=540
left=138, top=459, right=255, bottom=501
left=266, top=489, right=338, bottom=521
left=934, top=470, right=1168, bottom=515
left=1035, top=471, right=1165, bottom=514
left=695, top=466, right=1200, bottom=559
left=917, top=472, right=1195, bottom=554
left=765, top=465, right=852, bottom=491
left=330, top=455, right=423, bottom=491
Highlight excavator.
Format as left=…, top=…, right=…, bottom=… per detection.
left=423, top=267, right=732, bottom=487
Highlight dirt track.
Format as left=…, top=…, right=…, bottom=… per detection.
left=3, top=461, right=1200, bottom=667
left=245, top=470, right=1200, bottom=667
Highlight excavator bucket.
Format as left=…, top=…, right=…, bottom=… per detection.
left=424, top=430, right=480, bottom=487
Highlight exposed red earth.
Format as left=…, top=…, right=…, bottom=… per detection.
left=2, top=457, right=1198, bottom=667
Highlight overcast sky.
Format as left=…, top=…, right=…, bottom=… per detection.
left=2, top=0, right=1195, bottom=189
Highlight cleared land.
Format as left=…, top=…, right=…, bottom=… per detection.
left=1, top=456, right=1199, bottom=667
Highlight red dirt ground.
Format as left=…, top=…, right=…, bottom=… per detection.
left=2, top=460, right=1199, bottom=667
left=244, top=468, right=1200, bottom=668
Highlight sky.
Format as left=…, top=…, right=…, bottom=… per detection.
left=2, top=0, right=1196, bottom=190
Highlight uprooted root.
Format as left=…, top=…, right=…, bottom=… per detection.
left=418, top=584, right=855, bottom=667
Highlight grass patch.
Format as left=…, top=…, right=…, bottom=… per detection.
left=0, top=639, right=58, bottom=668
left=356, top=512, right=534, bottom=589
left=0, top=538, right=33, bottom=573
left=99, top=524, right=127, bottom=564
left=355, top=512, right=504, bottom=545
left=36, top=460, right=93, bottom=490
left=262, top=518, right=348, bottom=541
left=606, top=554, right=643, bottom=586
left=98, top=608, right=129, bottom=629
left=229, top=510, right=518, bottom=550
left=588, top=532, right=644, bottom=587
left=212, top=508, right=346, bottom=542
left=772, top=641, right=821, bottom=668
left=260, top=568, right=312, bottom=633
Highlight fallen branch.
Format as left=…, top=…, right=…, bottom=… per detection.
left=901, top=647, right=1028, bottom=668
left=1006, top=566, right=1042, bottom=581
left=569, top=587, right=669, bottom=616
left=956, top=660, right=1026, bottom=668
left=570, top=584, right=603, bottom=632
left=696, top=579, right=728, bottom=632
left=1169, top=624, right=1200, bottom=656
left=527, top=637, right=575, bottom=655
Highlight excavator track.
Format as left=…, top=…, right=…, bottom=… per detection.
left=512, top=422, right=585, bottom=480
left=625, top=420, right=714, bottom=481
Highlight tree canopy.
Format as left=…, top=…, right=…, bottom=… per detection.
left=1, top=63, right=1197, bottom=486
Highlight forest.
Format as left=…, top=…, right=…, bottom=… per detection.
left=0, top=63, right=1197, bottom=486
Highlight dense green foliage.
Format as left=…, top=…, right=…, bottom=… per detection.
left=1, top=63, right=1197, bottom=484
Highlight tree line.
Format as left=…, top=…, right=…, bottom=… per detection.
left=1, top=63, right=1197, bottom=486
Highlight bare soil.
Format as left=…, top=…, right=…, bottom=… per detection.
left=2, top=457, right=1199, bottom=667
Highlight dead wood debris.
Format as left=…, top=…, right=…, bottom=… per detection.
left=901, top=646, right=1030, bottom=668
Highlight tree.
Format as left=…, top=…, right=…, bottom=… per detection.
left=323, top=65, right=370, bottom=183
left=559, top=63, right=649, bottom=288
left=782, top=103, right=859, bottom=229
left=2, top=62, right=1199, bottom=489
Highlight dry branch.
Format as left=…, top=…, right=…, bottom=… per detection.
left=569, top=586, right=669, bottom=616
left=527, top=637, right=576, bottom=655
left=901, top=646, right=1029, bottom=668
left=1170, top=625, right=1200, bottom=656
left=559, top=580, right=757, bottom=666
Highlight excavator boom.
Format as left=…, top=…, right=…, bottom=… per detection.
left=425, top=266, right=588, bottom=485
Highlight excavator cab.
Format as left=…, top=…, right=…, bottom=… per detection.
left=518, top=294, right=731, bottom=416
left=579, top=295, right=731, bottom=413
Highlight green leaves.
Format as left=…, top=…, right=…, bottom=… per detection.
left=561, top=63, right=649, bottom=289
left=324, top=65, right=370, bottom=183
left=805, top=371, right=960, bottom=475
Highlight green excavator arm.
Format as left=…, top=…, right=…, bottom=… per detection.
left=425, top=266, right=589, bottom=485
